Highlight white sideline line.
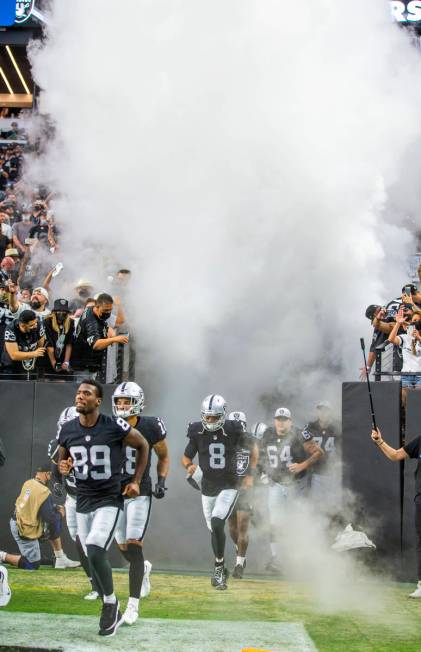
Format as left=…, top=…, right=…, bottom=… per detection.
left=0, top=612, right=318, bottom=652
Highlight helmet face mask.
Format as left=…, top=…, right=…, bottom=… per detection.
left=112, top=382, right=145, bottom=419
left=201, top=394, right=226, bottom=432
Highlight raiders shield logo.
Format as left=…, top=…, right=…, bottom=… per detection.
left=236, top=452, right=249, bottom=476
left=15, top=0, right=34, bottom=24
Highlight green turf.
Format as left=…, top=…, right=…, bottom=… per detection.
left=2, top=568, right=421, bottom=652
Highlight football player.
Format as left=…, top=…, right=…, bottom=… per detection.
left=50, top=406, right=101, bottom=598
left=226, top=411, right=259, bottom=579
left=182, top=395, right=252, bottom=590
left=261, top=407, right=324, bottom=573
left=112, top=382, right=169, bottom=625
left=305, top=401, right=341, bottom=514
left=58, top=379, right=149, bottom=638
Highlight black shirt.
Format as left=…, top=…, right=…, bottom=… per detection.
left=404, top=435, right=421, bottom=498
left=43, top=315, right=74, bottom=365
left=1, top=317, right=44, bottom=371
left=304, top=420, right=340, bottom=474
left=184, top=419, right=247, bottom=496
left=261, top=426, right=312, bottom=485
left=72, top=307, right=108, bottom=371
left=121, top=415, right=167, bottom=496
left=58, top=413, right=131, bottom=513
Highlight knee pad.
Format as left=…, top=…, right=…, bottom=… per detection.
left=18, top=556, right=40, bottom=570
left=211, top=516, right=225, bottom=534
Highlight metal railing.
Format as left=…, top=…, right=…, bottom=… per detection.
left=374, top=341, right=404, bottom=381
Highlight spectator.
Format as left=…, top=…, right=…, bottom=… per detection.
left=0, top=256, right=15, bottom=285
left=28, top=210, right=56, bottom=248
left=69, top=278, right=94, bottom=313
left=28, top=287, right=51, bottom=319
left=0, top=212, right=11, bottom=241
left=1, top=309, right=45, bottom=376
left=17, top=286, right=31, bottom=306
left=0, top=279, right=21, bottom=358
left=360, top=305, right=396, bottom=380
left=12, top=211, right=32, bottom=257
left=0, top=463, right=79, bottom=571
left=389, top=307, right=421, bottom=407
left=0, top=228, right=9, bottom=260
left=4, top=248, right=20, bottom=265
left=71, top=292, right=128, bottom=377
left=44, top=299, right=73, bottom=374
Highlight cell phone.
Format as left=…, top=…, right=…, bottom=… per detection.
left=405, top=286, right=412, bottom=296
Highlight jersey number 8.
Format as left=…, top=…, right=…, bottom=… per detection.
left=70, top=445, right=112, bottom=480
left=209, top=443, right=225, bottom=469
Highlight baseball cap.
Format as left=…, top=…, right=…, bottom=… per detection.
left=53, top=298, right=70, bottom=313
left=33, top=287, right=49, bottom=303
left=274, top=407, right=291, bottom=419
left=5, top=248, right=19, bottom=258
left=36, top=461, right=51, bottom=473
left=317, top=400, right=331, bottom=410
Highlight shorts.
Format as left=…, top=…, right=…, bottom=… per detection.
left=401, top=374, right=421, bottom=388
left=76, top=505, right=121, bottom=555
left=201, top=489, right=238, bottom=531
left=9, top=518, right=40, bottom=563
left=65, top=494, right=77, bottom=541
left=114, top=495, right=152, bottom=544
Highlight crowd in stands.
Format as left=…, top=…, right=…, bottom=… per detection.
left=365, top=273, right=421, bottom=400
left=0, top=118, right=131, bottom=381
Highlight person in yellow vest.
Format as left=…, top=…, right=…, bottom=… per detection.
left=0, top=462, right=79, bottom=570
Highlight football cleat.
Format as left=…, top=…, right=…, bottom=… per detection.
left=213, top=563, right=228, bottom=590
left=98, top=600, right=123, bottom=637
left=84, top=590, right=99, bottom=601
left=0, top=565, right=11, bottom=607
left=55, top=555, right=80, bottom=569
left=409, top=581, right=421, bottom=598
left=232, top=564, right=245, bottom=579
left=122, top=603, right=139, bottom=625
left=141, top=560, right=152, bottom=598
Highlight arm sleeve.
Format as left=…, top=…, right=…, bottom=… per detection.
left=184, top=435, right=198, bottom=459
left=39, top=495, right=61, bottom=540
left=404, top=436, right=421, bottom=459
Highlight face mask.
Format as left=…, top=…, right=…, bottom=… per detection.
left=100, top=311, right=112, bottom=321
left=55, top=313, right=67, bottom=324
left=78, top=288, right=89, bottom=298
left=22, top=215, right=30, bottom=222
left=31, top=300, right=41, bottom=310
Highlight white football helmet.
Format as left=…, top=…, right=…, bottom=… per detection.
left=201, top=394, right=226, bottom=432
left=112, top=382, right=145, bottom=418
left=56, top=406, right=78, bottom=437
left=251, top=422, right=268, bottom=440
left=228, top=411, right=247, bottom=430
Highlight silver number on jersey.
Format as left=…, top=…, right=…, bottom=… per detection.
left=209, top=443, right=225, bottom=469
left=125, top=447, right=137, bottom=475
left=70, top=444, right=112, bottom=480
left=267, top=444, right=292, bottom=468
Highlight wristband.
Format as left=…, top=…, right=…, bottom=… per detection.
left=157, top=475, right=166, bottom=488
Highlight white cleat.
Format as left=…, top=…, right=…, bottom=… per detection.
left=55, top=556, right=81, bottom=569
left=141, top=560, right=152, bottom=598
left=123, top=603, right=139, bottom=625
left=84, top=590, right=100, bottom=600
left=409, top=582, right=421, bottom=598
left=0, top=565, right=11, bottom=607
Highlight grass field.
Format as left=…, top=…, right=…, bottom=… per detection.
left=1, top=567, right=421, bottom=652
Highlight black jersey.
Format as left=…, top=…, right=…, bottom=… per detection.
left=235, top=432, right=256, bottom=478
left=72, top=307, right=108, bottom=371
left=404, top=435, right=421, bottom=498
left=261, top=426, right=312, bottom=485
left=58, top=413, right=130, bottom=513
left=1, top=317, right=44, bottom=371
left=184, top=419, right=247, bottom=496
left=121, top=415, right=167, bottom=496
left=304, top=420, right=340, bottom=474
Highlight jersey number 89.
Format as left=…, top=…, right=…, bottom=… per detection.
left=70, top=445, right=112, bottom=480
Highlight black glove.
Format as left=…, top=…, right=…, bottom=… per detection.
left=153, top=476, right=166, bottom=499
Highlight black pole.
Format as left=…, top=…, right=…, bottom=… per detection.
left=360, top=337, right=377, bottom=431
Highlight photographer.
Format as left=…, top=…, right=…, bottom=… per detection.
left=0, top=463, right=79, bottom=571
left=71, top=292, right=128, bottom=377
left=388, top=307, right=421, bottom=407
left=1, top=309, right=46, bottom=377
left=44, top=299, right=73, bottom=374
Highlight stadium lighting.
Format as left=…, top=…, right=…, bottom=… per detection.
left=6, top=46, right=30, bottom=94
left=0, top=67, right=13, bottom=94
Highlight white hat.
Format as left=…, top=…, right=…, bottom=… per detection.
left=75, top=278, right=93, bottom=289
left=316, top=400, right=331, bottom=410
left=274, top=407, right=291, bottom=419
left=33, top=286, right=49, bottom=303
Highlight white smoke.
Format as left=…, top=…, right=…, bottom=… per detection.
left=19, top=0, right=421, bottom=607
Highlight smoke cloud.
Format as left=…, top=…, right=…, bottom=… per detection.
left=21, top=0, right=421, bottom=609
